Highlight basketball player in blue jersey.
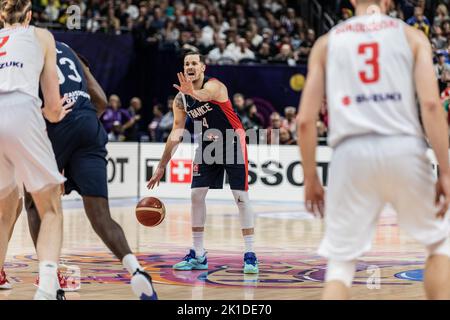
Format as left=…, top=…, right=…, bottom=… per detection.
left=147, top=52, right=258, bottom=274
left=16, top=41, right=158, bottom=300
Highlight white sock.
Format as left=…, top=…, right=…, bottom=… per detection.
left=38, top=261, right=59, bottom=294
left=193, top=232, right=205, bottom=256
left=122, top=254, right=143, bottom=275
left=244, top=235, right=254, bottom=253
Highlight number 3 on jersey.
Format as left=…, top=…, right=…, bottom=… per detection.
left=358, top=42, right=379, bottom=84
left=0, top=36, right=10, bottom=57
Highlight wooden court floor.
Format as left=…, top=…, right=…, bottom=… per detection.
left=1, top=198, right=445, bottom=300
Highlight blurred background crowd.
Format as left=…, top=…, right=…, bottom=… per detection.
left=27, top=0, right=450, bottom=144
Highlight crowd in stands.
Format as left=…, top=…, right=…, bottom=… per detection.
left=336, top=0, right=450, bottom=120
left=99, top=93, right=330, bottom=145
left=35, top=0, right=450, bottom=143
left=32, top=0, right=315, bottom=65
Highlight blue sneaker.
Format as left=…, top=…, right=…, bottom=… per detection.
left=243, top=252, right=259, bottom=274
left=173, top=249, right=208, bottom=271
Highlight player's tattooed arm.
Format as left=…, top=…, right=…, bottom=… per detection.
left=173, top=92, right=185, bottom=111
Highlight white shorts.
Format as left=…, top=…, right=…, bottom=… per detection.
left=318, top=135, right=450, bottom=261
left=0, top=93, right=65, bottom=199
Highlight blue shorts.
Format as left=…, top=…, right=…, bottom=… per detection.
left=191, top=140, right=248, bottom=191
left=46, top=111, right=108, bottom=198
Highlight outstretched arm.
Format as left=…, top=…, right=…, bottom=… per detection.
left=147, top=93, right=187, bottom=189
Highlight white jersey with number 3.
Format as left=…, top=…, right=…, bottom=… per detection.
left=0, top=26, right=44, bottom=108
left=326, top=14, right=423, bottom=147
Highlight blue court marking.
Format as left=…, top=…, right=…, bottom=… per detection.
left=394, top=269, right=424, bottom=282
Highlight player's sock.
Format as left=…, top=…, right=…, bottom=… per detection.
left=122, top=254, right=143, bottom=275
left=244, top=235, right=254, bottom=253
left=193, top=232, right=205, bottom=256
left=38, top=261, right=59, bottom=294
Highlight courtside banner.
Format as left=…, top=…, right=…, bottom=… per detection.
left=138, top=143, right=333, bottom=201
left=64, top=143, right=443, bottom=202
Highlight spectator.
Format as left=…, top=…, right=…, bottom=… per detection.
left=256, top=42, right=272, bottom=63
left=272, top=44, right=296, bottom=66
left=207, top=38, right=234, bottom=64
left=407, top=6, right=431, bottom=36
left=435, top=52, right=450, bottom=92
left=282, top=106, right=297, bottom=137
left=148, top=104, right=164, bottom=142
left=431, top=26, right=448, bottom=50
left=232, top=38, right=256, bottom=63
left=108, top=121, right=127, bottom=142
left=279, top=127, right=296, bottom=145
left=101, top=95, right=131, bottom=134
left=124, top=97, right=143, bottom=141
left=267, top=112, right=283, bottom=144
left=296, top=28, right=316, bottom=64
left=44, top=0, right=60, bottom=22
left=247, top=102, right=265, bottom=131
left=434, top=4, right=450, bottom=28
left=157, top=96, right=175, bottom=142
left=233, top=93, right=251, bottom=129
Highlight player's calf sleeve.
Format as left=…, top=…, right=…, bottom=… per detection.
left=426, top=237, right=450, bottom=258
left=191, top=188, right=208, bottom=228
left=325, top=260, right=357, bottom=288
left=232, top=190, right=254, bottom=229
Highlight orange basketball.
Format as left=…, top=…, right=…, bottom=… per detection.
left=135, top=197, right=166, bottom=227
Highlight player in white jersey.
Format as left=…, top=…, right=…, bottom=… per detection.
left=297, top=0, right=450, bottom=299
left=0, top=0, right=72, bottom=299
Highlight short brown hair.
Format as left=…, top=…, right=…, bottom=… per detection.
left=0, top=0, right=31, bottom=25
left=184, top=51, right=206, bottom=64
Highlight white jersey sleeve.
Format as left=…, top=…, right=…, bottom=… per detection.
left=326, top=14, right=424, bottom=147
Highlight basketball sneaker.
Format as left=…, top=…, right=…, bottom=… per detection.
left=0, top=268, right=12, bottom=290
left=35, top=270, right=80, bottom=292
left=34, top=288, right=66, bottom=300
left=131, top=269, right=158, bottom=300
left=173, top=249, right=208, bottom=271
left=243, top=252, right=259, bottom=274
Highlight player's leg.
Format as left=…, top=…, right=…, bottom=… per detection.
left=30, top=184, right=64, bottom=299
left=173, top=161, right=221, bottom=271
left=173, top=187, right=210, bottom=271
left=8, top=198, right=23, bottom=242
left=24, top=191, right=39, bottom=248
left=71, top=116, right=157, bottom=299
left=226, top=137, right=257, bottom=274
left=424, top=239, right=450, bottom=299
left=319, top=138, right=385, bottom=299
left=389, top=139, right=450, bottom=299
left=82, top=196, right=157, bottom=299
left=0, top=186, right=20, bottom=290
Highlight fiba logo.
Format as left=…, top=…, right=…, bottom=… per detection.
left=66, top=5, right=81, bottom=30
left=366, top=265, right=381, bottom=290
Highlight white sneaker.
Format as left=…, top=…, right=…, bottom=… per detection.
left=34, top=288, right=66, bottom=300
left=130, top=269, right=158, bottom=300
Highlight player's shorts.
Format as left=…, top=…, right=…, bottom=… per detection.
left=46, top=110, right=108, bottom=199
left=191, top=137, right=248, bottom=191
left=318, top=134, right=450, bottom=261
left=0, top=93, right=65, bottom=198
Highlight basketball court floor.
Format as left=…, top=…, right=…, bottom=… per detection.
left=2, top=197, right=434, bottom=300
